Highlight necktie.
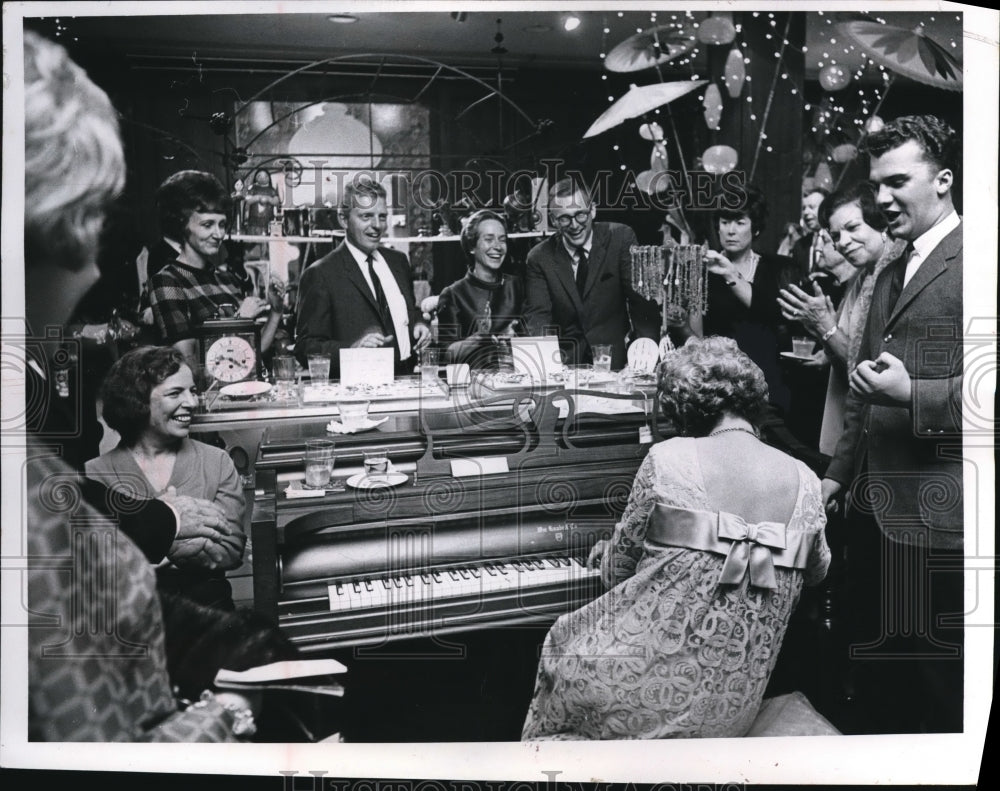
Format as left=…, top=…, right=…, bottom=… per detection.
left=367, top=254, right=391, bottom=334
left=575, top=248, right=589, bottom=296
left=886, top=244, right=911, bottom=310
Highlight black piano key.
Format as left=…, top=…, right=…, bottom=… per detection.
left=380, top=579, right=391, bottom=590
left=403, top=576, right=414, bottom=587
left=484, top=565, right=499, bottom=576
left=363, top=580, right=374, bottom=592
left=352, top=581, right=361, bottom=593
left=457, top=568, right=471, bottom=580
left=392, top=577, right=403, bottom=588
left=469, top=568, right=481, bottom=578
left=420, top=573, right=432, bottom=584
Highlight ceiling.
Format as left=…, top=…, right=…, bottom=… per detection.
left=37, top=7, right=964, bottom=79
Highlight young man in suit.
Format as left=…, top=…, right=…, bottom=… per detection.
left=822, top=115, right=963, bottom=733
left=522, top=177, right=659, bottom=369
left=294, top=177, right=431, bottom=377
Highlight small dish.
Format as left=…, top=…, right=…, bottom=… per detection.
left=345, top=472, right=408, bottom=489
left=220, top=381, right=272, bottom=399
left=326, top=417, right=389, bottom=434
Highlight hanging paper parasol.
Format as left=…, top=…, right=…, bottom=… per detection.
left=604, top=24, right=698, bottom=73
left=583, top=80, right=707, bottom=139
left=836, top=20, right=962, bottom=91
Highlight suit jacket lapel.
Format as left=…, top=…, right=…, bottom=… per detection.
left=335, top=242, right=380, bottom=315
left=885, top=223, right=962, bottom=329
left=579, top=223, right=608, bottom=299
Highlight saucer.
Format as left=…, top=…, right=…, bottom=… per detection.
left=345, top=472, right=408, bottom=489
left=780, top=351, right=814, bottom=361
left=220, top=381, right=272, bottom=399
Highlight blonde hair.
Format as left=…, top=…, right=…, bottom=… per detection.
left=24, top=31, right=125, bottom=271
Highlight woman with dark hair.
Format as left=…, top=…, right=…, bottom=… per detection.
left=688, top=185, right=797, bottom=412
left=86, top=345, right=246, bottom=609
left=778, top=182, right=906, bottom=454
left=435, top=209, right=524, bottom=366
left=522, top=336, right=830, bottom=740
left=149, top=170, right=284, bottom=369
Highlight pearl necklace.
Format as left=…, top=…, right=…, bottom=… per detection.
left=708, top=426, right=759, bottom=438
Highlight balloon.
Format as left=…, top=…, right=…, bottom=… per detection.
left=801, top=177, right=816, bottom=194
left=635, top=169, right=673, bottom=195
left=819, top=63, right=851, bottom=92
left=832, top=143, right=858, bottom=163
left=639, top=121, right=664, bottom=141
left=702, top=145, right=738, bottom=174
left=864, top=115, right=885, bottom=133
left=702, top=83, right=723, bottom=130
left=814, top=162, right=834, bottom=191
left=650, top=141, right=669, bottom=172
left=697, top=12, right=736, bottom=45
left=723, top=47, right=746, bottom=98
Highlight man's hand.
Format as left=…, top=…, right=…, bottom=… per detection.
left=160, top=487, right=231, bottom=538
left=412, top=323, right=432, bottom=351
left=237, top=295, right=270, bottom=320
left=159, top=487, right=234, bottom=569
left=849, top=352, right=912, bottom=405
left=352, top=331, right=394, bottom=348
left=821, top=478, right=842, bottom=513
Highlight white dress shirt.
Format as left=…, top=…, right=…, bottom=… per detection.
left=904, top=210, right=960, bottom=288
left=344, top=240, right=412, bottom=361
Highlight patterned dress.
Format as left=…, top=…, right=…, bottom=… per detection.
left=522, top=437, right=830, bottom=740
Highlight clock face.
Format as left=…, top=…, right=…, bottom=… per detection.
left=205, top=335, right=257, bottom=383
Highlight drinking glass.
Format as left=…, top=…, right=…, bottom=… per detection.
left=308, top=353, right=331, bottom=383
left=792, top=337, right=814, bottom=358
left=592, top=344, right=612, bottom=374
left=420, top=347, right=441, bottom=385
left=304, top=439, right=335, bottom=488
left=363, top=448, right=390, bottom=480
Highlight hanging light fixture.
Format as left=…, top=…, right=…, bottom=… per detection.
left=697, top=12, right=736, bottom=45
left=723, top=46, right=746, bottom=97
left=564, top=14, right=581, bottom=32
left=703, top=83, right=723, bottom=130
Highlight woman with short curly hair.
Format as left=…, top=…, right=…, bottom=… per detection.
left=523, top=336, right=830, bottom=740
left=87, top=345, right=246, bottom=609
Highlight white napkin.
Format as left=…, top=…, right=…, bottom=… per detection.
left=326, top=416, right=389, bottom=434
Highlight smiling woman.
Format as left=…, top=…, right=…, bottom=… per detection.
left=85, top=345, right=247, bottom=610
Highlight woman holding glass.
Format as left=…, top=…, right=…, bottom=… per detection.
left=86, top=345, right=246, bottom=610
left=435, top=209, right=524, bottom=367
left=777, top=182, right=905, bottom=453
left=687, top=185, right=796, bottom=413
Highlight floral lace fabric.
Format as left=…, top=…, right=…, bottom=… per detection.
left=522, top=437, right=830, bottom=740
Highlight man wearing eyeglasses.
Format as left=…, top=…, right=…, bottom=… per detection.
left=523, top=177, right=659, bottom=368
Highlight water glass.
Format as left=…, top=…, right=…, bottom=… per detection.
left=420, top=347, right=441, bottom=385
left=308, top=353, right=331, bottom=383
left=592, top=344, right=613, bottom=374
left=304, top=439, right=335, bottom=489
left=338, top=399, right=371, bottom=431
left=792, top=337, right=814, bottom=357
left=363, top=448, right=390, bottom=479
left=273, top=355, right=296, bottom=382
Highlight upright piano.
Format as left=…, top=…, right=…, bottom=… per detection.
left=250, top=386, right=667, bottom=653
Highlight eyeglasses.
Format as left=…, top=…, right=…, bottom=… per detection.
left=550, top=210, right=591, bottom=229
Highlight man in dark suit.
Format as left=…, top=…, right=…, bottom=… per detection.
left=822, top=115, right=963, bottom=733
left=790, top=187, right=829, bottom=276
left=294, top=177, right=431, bottom=377
left=522, top=177, right=659, bottom=369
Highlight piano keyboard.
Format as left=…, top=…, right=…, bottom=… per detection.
left=327, top=555, right=598, bottom=612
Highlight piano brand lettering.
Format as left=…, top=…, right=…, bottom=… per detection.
left=536, top=523, right=576, bottom=534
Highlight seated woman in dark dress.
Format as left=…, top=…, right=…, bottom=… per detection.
left=688, top=185, right=797, bottom=413
left=436, top=209, right=524, bottom=367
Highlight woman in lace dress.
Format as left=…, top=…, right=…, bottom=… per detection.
left=522, top=336, right=830, bottom=740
